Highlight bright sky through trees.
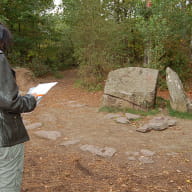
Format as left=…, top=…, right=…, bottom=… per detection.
left=51, top=0, right=63, bottom=13
left=54, top=0, right=62, bottom=5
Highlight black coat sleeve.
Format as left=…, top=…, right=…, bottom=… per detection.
left=0, top=54, right=37, bottom=113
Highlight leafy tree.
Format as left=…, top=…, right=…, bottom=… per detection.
left=0, top=0, right=53, bottom=68
left=0, top=0, right=191, bottom=87
left=61, top=0, right=191, bottom=89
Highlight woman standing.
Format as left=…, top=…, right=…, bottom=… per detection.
left=0, top=24, right=37, bottom=192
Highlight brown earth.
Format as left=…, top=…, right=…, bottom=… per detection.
left=16, top=69, right=192, bottom=192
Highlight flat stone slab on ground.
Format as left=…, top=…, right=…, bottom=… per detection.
left=138, top=156, right=154, bottom=164
left=35, top=131, right=61, bottom=140
left=125, top=150, right=155, bottom=162
left=136, top=124, right=152, bottom=133
left=80, top=144, right=116, bottom=157
left=60, top=139, right=81, bottom=146
left=150, top=116, right=177, bottom=126
left=137, top=116, right=177, bottom=133
left=125, top=113, right=141, bottom=120
left=137, top=122, right=168, bottom=132
left=26, top=122, right=42, bottom=130
left=168, top=119, right=177, bottom=126
left=140, top=149, right=155, bottom=156
left=128, top=157, right=136, bottom=161
left=115, top=117, right=130, bottom=124
left=104, top=113, right=122, bottom=119
left=149, top=116, right=167, bottom=123
left=166, top=152, right=178, bottom=156
left=148, top=121, right=169, bottom=131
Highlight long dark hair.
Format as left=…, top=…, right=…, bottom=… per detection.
left=0, top=24, right=12, bottom=52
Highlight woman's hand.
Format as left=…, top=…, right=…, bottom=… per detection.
left=31, top=93, right=38, bottom=99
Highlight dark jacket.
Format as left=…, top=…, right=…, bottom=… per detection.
left=0, top=51, right=36, bottom=147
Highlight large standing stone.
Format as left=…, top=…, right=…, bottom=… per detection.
left=102, top=67, right=159, bottom=111
left=166, top=67, right=189, bottom=112
left=188, top=101, right=192, bottom=113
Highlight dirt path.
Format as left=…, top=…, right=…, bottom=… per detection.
left=20, top=69, right=192, bottom=192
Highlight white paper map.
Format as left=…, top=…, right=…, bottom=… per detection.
left=28, top=82, right=58, bottom=103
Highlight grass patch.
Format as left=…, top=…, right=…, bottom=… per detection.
left=168, top=104, right=192, bottom=120
left=100, top=96, right=192, bottom=119
left=99, top=106, right=160, bottom=116
left=155, top=96, right=169, bottom=108
left=74, top=79, right=103, bottom=92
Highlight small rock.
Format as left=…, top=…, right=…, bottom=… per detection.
left=148, top=121, right=168, bottom=131
left=115, top=117, right=130, bottom=124
left=60, top=139, right=80, bottom=146
left=140, top=149, right=155, bottom=156
left=136, top=124, right=152, bottom=133
left=101, top=147, right=117, bottom=157
left=125, top=113, right=141, bottom=120
left=176, top=169, right=182, bottom=173
left=168, top=119, right=177, bottom=127
left=80, top=144, right=116, bottom=157
left=104, top=113, right=122, bottom=119
left=125, top=151, right=140, bottom=156
left=137, top=116, right=176, bottom=133
left=166, top=152, right=178, bottom=156
left=35, top=131, right=61, bottom=140
left=149, top=116, right=167, bottom=123
left=26, top=122, right=42, bottom=130
left=138, top=156, right=154, bottom=164
left=128, top=156, right=136, bottom=161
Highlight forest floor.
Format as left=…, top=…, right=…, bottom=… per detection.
left=18, top=69, right=192, bottom=192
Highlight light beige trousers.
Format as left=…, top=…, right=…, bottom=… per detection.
left=0, top=143, right=24, bottom=192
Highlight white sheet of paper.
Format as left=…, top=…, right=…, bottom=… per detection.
left=27, top=82, right=58, bottom=104
left=28, top=82, right=58, bottom=95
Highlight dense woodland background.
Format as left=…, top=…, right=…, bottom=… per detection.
left=0, top=0, right=191, bottom=90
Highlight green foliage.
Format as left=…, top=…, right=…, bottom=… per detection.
left=100, top=97, right=192, bottom=120
left=0, top=0, right=76, bottom=75
left=155, top=96, right=169, bottom=108
left=0, top=0, right=191, bottom=86
left=99, top=106, right=160, bottom=116
left=53, top=71, right=64, bottom=79
left=62, top=0, right=192, bottom=89
left=28, top=57, right=50, bottom=77
left=167, top=103, right=192, bottom=120
left=136, top=0, right=192, bottom=82
left=74, top=79, right=103, bottom=92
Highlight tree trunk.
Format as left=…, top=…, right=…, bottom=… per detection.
left=144, top=40, right=151, bottom=67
